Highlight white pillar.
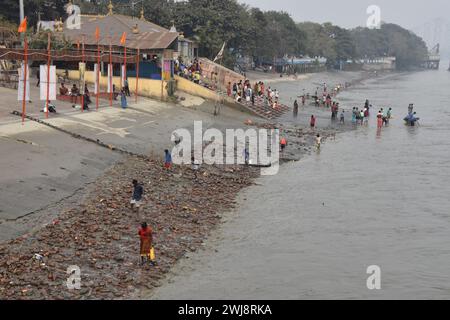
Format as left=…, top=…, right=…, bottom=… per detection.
left=19, top=0, right=24, bottom=23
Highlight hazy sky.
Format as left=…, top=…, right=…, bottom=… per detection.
left=239, top=0, right=448, bottom=30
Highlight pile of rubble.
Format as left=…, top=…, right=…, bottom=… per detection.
left=0, top=157, right=258, bottom=300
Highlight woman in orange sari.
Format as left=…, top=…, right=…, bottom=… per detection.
left=138, top=222, right=154, bottom=265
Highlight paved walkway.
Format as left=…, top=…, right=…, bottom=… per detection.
left=0, top=82, right=121, bottom=122
left=0, top=86, right=258, bottom=241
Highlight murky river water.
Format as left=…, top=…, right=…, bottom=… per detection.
left=151, top=67, right=450, bottom=300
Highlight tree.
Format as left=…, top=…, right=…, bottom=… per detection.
left=0, top=0, right=428, bottom=70
left=351, top=23, right=428, bottom=69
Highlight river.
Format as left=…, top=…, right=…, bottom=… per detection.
left=150, top=67, right=450, bottom=300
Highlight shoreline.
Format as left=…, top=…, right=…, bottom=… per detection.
left=0, top=69, right=381, bottom=300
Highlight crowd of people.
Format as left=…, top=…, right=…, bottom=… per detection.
left=226, top=79, right=283, bottom=109
left=56, top=79, right=131, bottom=111
left=175, top=58, right=203, bottom=84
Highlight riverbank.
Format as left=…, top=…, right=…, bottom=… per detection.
left=147, top=68, right=450, bottom=300
left=0, top=69, right=370, bottom=299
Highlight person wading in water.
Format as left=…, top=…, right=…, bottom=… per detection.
left=310, top=115, right=316, bottom=128
left=316, top=134, right=322, bottom=150
left=377, top=110, right=383, bottom=128
left=293, top=100, right=299, bottom=118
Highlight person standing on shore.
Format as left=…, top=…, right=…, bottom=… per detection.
left=293, top=100, right=299, bottom=118
left=36, top=69, right=40, bottom=87
left=280, top=136, right=287, bottom=153
left=164, top=149, right=172, bottom=170
left=192, top=156, right=200, bottom=180
left=70, top=84, right=79, bottom=104
left=120, top=88, right=128, bottom=109
left=138, top=222, right=155, bottom=266
left=310, top=115, right=316, bottom=128
left=244, top=147, right=250, bottom=165
left=131, top=179, right=144, bottom=213
left=124, top=78, right=131, bottom=97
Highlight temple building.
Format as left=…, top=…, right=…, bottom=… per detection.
left=51, top=1, right=198, bottom=99
left=62, top=2, right=179, bottom=80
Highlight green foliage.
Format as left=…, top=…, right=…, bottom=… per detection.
left=298, top=21, right=427, bottom=69
left=0, top=16, right=18, bottom=30
left=351, top=23, right=428, bottom=70
left=1, top=0, right=428, bottom=70
left=1, top=0, right=67, bottom=27
left=28, top=31, right=72, bottom=50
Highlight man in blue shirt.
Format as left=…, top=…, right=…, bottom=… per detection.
left=131, top=179, right=144, bottom=213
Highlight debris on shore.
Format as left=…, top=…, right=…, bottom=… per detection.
left=0, top=124, right=330, bottom=300
left=0, top=157, right=258, bottom=300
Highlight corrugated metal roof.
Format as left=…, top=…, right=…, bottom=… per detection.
left=63, top=14, right=178, bottom=50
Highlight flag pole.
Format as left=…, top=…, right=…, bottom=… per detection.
left=96, top=34, right=100, bottom=111
left=81, top=35, right=85, bottom=112
left=135, top=48, right=139, bottom=103
left=124, top=44, right=127, bottom=90
left=22, top=37, right=28, bottom=125
left=161, top=52, right=164, bottom=100
left=109, top=37, right=113, bottom=106
left=45, top=32, right=51, bottom=119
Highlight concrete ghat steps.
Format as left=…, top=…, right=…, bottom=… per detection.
left=216, top=90, right=290, bottom=120
left=239, top=98, right=290, bottom=120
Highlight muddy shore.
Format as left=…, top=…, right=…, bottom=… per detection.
left=0, top=70, right=372, bottom=300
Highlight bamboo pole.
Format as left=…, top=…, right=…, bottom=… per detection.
left=21, top=38, right=28, bottom=125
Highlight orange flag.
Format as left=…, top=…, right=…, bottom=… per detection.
left=18, top=17, right=27, bottom=33
left=120, top=32, right=127, bottom=45
left=95, top=27, right=100, bottom=41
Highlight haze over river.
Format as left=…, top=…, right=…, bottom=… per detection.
left=151, top=67, right=450, bottom=299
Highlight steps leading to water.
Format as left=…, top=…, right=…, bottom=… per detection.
left=176, top=75, right=290, bottom=120
left=216, top=89, right=290, bottom=120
